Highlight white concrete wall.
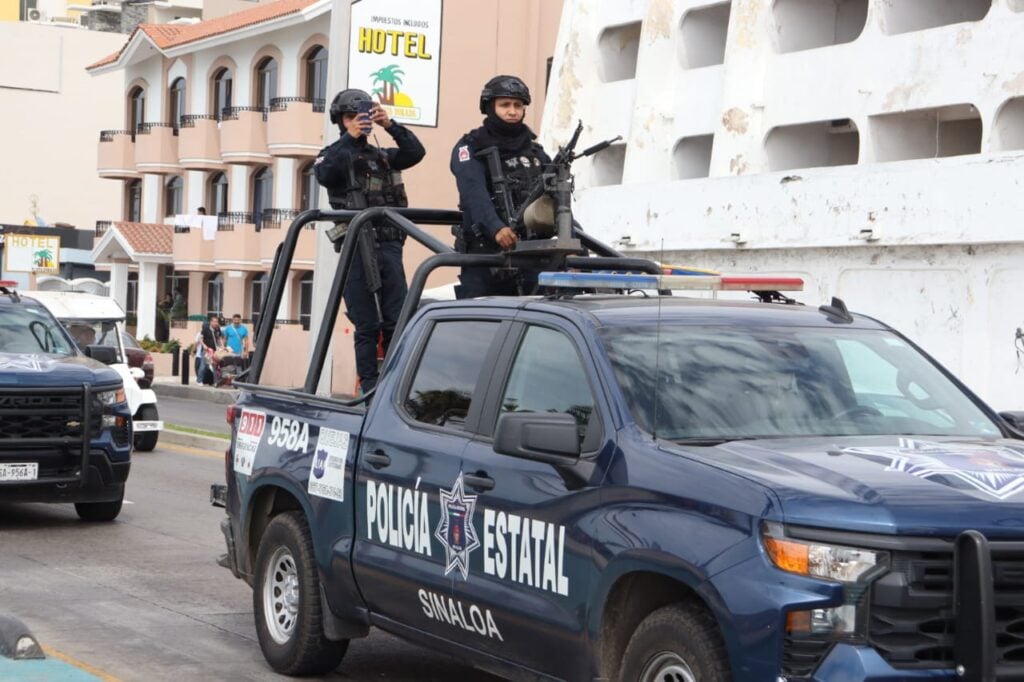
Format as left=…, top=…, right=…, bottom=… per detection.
left=0, top=23, right=125, bottom=230
left=543, top=0, right=1024, bottom=409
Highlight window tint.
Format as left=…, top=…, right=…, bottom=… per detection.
left=404, top=321, right=499, bottom=429
left=500, top=326, right=595, bottom=434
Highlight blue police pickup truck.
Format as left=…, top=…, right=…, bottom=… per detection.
left=0, top=284, right=132, bottom=521
left=217, top=262, right=1024, bottom=681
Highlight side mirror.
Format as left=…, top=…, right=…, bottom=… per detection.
left=1000, top=411, right=1024, bottom=433
left=84, top=345, right=118, bottom=365
left=493, top=412, right=580, bottom=464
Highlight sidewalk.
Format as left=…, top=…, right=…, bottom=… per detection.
left=151, top=376, right=238, bottom=405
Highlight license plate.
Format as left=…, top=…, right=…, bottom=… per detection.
left=0, top=463, right=38, bottom=482
left=133, top=420, right=164, bottom=432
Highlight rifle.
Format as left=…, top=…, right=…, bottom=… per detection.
left=512, top=120, right=621, bottom=241
left=475, top=147, right=517, bottom=226
left=344, top=165, right=384, bottom=323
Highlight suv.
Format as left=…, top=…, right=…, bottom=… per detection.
left=0, top=284, right=132, bottom=521
left=24, top=291, right=163, bottom=452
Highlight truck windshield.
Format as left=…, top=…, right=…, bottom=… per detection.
left=0, top=306, right=75, bottom=356
left=600, top=325, right=1001, bottom=442
left=63, top=320, right=122, bottom=357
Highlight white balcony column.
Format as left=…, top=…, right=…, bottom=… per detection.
left=708, top=0, right=775, bottom=177
left=275, top=158, right=295, bottom=207
left=136, top=260, right=160, bottom=341
left=142, top=174, right=162, bottom=223
left=229, top=164, right=249, bottom=213
left=187, top=170, right=206, bottom=213
left=109, top=259, right=129, bottom=311
left=275, top=275, right=293, bottom=322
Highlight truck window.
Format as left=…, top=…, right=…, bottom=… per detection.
left=403, top=320, right=500, bottom=429
left=0, top=307, right=74, bottom=355
left=500, top=326, right=595, bottom=436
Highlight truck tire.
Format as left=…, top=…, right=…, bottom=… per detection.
left=253, top=511, right=348, bottom=675
left=75, top=495, right=124, bottom=522
left=619, top=602, right=731, bottom=682
left=133, top=405, right=159, bottom=452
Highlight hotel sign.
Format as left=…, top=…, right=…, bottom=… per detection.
left=348, top=0, right=443, bottom=127
left=4, top=234, right=60, bottom=273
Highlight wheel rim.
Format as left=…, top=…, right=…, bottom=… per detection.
left=262, top=546, right=300, bottom=645
left=639, top=651, right=697, bottom=682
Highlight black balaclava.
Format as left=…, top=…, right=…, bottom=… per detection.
left=472, top=100, right=535, bottom=152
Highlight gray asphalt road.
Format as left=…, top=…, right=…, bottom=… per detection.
left=0, top=445, right=501, bottom=681
left=157, top=395, right=232, bottom=435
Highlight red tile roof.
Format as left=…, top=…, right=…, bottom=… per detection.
left=88, top=0, right=319, bottom=70
left=113, top=222, right=173, bottom=256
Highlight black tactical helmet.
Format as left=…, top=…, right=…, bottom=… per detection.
left=479, top=75, right=531, bottom=114
left=329, top=89, right=372, bottom=124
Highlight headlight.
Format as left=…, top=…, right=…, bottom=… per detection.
left=762, top=523, right=883, bottom=584
left=763, top=523, right=888, bottom=642
left=96, top=387, right=126, bottom=406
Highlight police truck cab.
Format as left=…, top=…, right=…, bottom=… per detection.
left=214, top=209, right=1024, bottom=682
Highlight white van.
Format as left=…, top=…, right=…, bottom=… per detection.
left=23, top=291, right=163, bottom=451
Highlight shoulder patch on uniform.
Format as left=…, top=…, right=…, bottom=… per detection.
left=457, top=145, right=470, bottom=162
left=314, top=156, right=324, bottom=166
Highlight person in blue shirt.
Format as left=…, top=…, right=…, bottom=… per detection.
left=222, top=314, right=250, bottom=358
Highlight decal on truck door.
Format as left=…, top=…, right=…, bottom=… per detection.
left=233, top=409, right=266, bottom=475
left=435, top=474, right=480, bottom=580
left=308, top=428, right=349, bottom=503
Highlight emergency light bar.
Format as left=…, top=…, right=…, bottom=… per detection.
left=537, top=272, right=804, bottom=292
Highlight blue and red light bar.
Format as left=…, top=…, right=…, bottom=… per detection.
left=537, top=272, right=804, bottom=292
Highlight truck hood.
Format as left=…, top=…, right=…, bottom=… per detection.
left=669, top=435, right=1024, bottom=538
left=0, top=352, right=120, bottom=387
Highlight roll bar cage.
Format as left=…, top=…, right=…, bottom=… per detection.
left=244, top=207, right=662, bottom=395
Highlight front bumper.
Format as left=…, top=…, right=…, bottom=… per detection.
left=0, top=453, right=129, bottom=503
left=809, top=644, right=955, bottom=681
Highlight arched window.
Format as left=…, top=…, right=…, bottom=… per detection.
left=128, top=86, right=145, bottom=132
left=298, top=162, right=319, bottom=210
left=169, top=77, right=186, bottom=131
left=208, top=172, right=229, bottom=215
left=206, top=273, right=223, bottom=318
left=252, top=166, right=273, bottom=228
left=255, top=57, right=278, bottom=110
left=212, top=67, right=233, bottom=120
left=304, top=46, right=328, bottom=103
left=126, top=272, right=139, bottom=316
left=298, top=272, right=314, bottom=330
left=164, top=175, right=184, bottom=217
left=125, top=178, right=142, bottom=222
left=250, top=272, right=269, bottom=331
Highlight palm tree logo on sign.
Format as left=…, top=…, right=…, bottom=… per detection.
left=32, top=248, right=54, bottom=270
left=370, top=64, right=419, bottom=121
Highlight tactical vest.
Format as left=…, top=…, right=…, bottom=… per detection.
left=485, top=144, right=545, bottom=225
left=337, top=146, right=409, bottom=210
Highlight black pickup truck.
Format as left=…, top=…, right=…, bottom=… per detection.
left=215, top=209, right=1024, bottom=682
left=0, top=284, right=132, bottom=521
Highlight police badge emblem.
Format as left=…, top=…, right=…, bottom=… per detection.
left=435, top=474, right=481, bottom=579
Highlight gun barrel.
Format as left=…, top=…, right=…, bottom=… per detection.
left=578, top=135, right=623, bottom=159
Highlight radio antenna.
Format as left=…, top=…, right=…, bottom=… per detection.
left=652, top=238, right=665, bottom=441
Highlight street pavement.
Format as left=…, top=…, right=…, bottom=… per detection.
left=157, top=394, right=233, bottom=436
left=0, top=443, right=502, bottom=681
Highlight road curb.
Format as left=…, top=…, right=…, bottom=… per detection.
left=152, top=381, right=238, bottom=405
left=160, top=428, right=229, bottom=453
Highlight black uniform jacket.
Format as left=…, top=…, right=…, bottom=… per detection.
left=314, top=122, right=425, bottom=201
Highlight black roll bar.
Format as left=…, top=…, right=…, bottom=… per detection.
left=248, top=205, right=661, bottom=392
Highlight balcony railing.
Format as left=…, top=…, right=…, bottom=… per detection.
left=137, top=122, right=178, bottom=137
left=95, top=220, right=112, bottom=236
left=100, top=129, right=134, bottom=142
left=173, top=224, right=191, bottom=234
left=180, top=114, right=217, bottom=129
left=221, top=106, right=268, bottom=122
left=260, top=208, right=303, bottom=230
left=217, top=211, right=253, bottom=230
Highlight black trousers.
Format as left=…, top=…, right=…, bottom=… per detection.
left=343, top=239, right=406, bottom=392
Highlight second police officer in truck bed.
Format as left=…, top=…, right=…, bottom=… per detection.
left=314, top=89, right=425, bottom=393
left=450, top=75, right=552, bottom=298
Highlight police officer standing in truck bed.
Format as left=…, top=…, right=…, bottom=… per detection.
left=450, top=75, right=552, bottom=298
left=314, top=88, right=425, bottom=393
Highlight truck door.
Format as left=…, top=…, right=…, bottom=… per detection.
left=456, top=318, right=612, bottom=676
left=353, top=315, right=509, bottom=638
